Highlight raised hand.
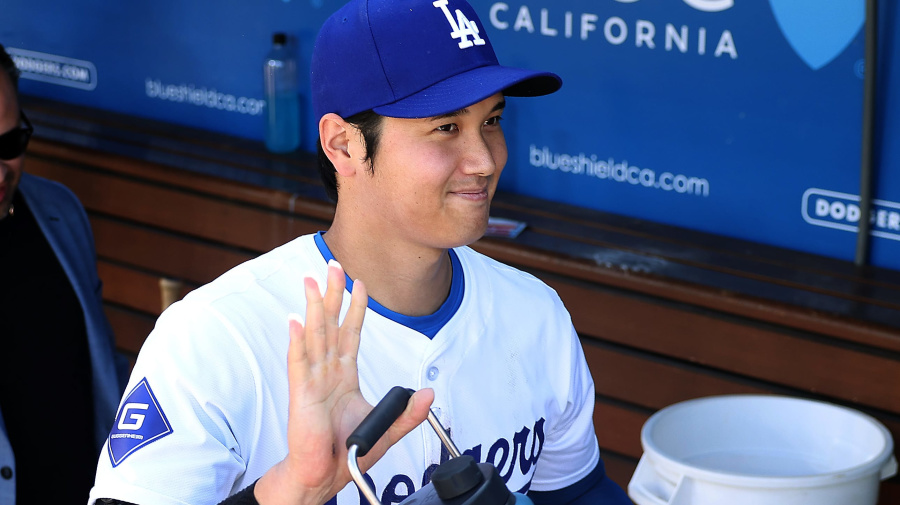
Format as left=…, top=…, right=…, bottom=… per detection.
left=254, top=260, right=434, bottom=505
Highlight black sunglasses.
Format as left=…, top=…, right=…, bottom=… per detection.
left=0, top=111, right=33, bottom=161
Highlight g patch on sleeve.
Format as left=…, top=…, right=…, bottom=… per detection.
left=108, top=378, right=173, bottom=467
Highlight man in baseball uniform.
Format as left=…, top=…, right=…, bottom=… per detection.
left=89, top=0, right=632, bottom=504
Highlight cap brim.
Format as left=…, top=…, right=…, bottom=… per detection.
left=372, top=65, right=561, bottom=119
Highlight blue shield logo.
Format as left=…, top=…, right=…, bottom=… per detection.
left=107, top=378, right=174, bottom=467
left=769, top=0, right=864, bottom=70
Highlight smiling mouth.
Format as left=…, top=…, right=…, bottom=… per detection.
left=451, top=188, right=489, bottom=201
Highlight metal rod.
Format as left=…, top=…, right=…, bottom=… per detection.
left=346, top=403, right=462, bottom=505
left=348, top=444, right=382, bottom=505
left=855, top=0, right=878, bottom=266
left=426, top=410, right=462, bottom=459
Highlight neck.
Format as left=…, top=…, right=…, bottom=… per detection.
left=323, top=225, right=453, bottom=317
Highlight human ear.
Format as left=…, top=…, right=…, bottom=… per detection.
left=319, top=113, right=357, bottom=176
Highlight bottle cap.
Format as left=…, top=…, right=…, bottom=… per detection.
left=431, top=456, right=483, bottom=500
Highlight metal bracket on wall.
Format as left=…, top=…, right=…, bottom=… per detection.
left=855, top=0, right=878, bottom=267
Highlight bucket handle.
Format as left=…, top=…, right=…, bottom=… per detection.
left=628, top=453, right=898, bottom=504
left=627, top=454, right=691, bottom=505
left=882, top=455, right=898, bottom=481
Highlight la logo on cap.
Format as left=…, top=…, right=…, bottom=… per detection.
left=433, top=0, right=485, bottom=49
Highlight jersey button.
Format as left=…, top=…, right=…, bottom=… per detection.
left=0, top=466, right=12, bottom=479
left=427, top=366, right=439, bottom=380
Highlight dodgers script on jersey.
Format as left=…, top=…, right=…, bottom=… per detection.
left=89, top=233, right=600, bottom=505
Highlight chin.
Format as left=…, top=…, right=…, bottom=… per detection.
left=454, top=222, right=490, bottom=248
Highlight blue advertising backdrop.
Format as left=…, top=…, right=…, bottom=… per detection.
left=3, top=0, right=898, bottom=270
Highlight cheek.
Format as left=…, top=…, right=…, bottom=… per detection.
left=375, top=148, right=444, bottom=207
left=409, top=145, right=454, bottom=186
left=1, top=158, right=24, bottom=181
left=491, top=135, right=508, bottom=173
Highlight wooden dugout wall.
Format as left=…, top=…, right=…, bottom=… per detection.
left=22, top=97, right=900, bottom=503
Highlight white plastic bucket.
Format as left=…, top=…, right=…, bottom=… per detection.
left=628, top=395, right=898, bottom=505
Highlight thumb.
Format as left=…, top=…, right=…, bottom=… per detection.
left=395, top=388, right=435, bottom=435
left=359, top=388, right=435, bottom=471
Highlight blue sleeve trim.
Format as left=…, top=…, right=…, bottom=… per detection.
left=528, top=458, right=632, bottom=505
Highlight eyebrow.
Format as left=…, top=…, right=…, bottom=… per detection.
left=429, top=99, right=506, bottom=122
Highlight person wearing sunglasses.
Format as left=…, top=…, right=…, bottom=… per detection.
left=0, top=43, right=128, bottom=505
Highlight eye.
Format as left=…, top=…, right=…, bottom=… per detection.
left=435, top=123, right=458, bottom=133
left=484, top=115, right=503, bottom=127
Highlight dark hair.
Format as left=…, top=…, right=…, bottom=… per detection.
left=316, top=110, right=383, bottom=202
left=0, top=44, right=19, bottom=92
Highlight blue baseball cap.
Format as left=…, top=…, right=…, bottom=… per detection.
left=311, top=0, right=562, bottom=121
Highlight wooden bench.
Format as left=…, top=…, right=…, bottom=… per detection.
left=23, top=96, right=900, bottom=502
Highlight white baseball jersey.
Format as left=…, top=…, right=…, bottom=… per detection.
left=89, top=233, right=600, bottom=505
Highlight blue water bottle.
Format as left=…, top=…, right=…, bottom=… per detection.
left=263, top=32, right=300, bottom=153
left=511, top=493, right=534, bottom=505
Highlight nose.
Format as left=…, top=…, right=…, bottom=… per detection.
left=459, top=131, right=501, bottom=177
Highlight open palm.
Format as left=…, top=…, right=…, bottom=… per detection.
left=255, top=260, right=434, bottom=505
